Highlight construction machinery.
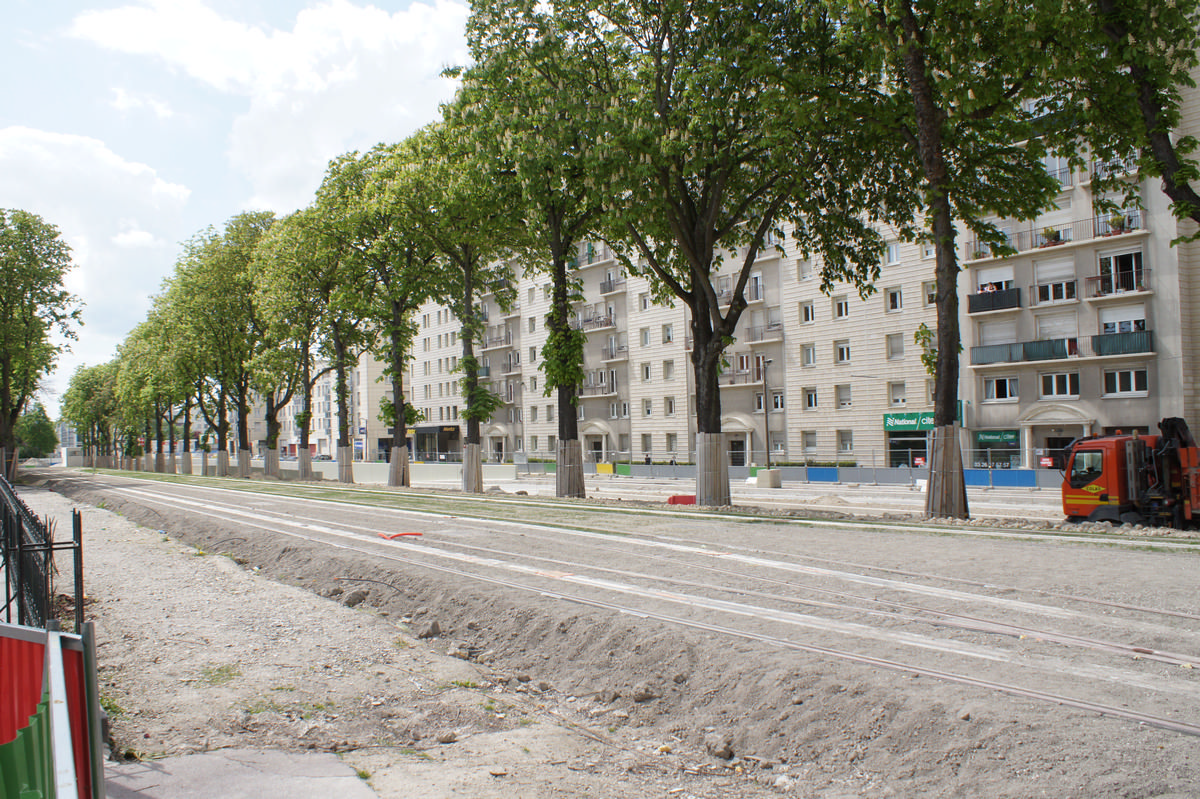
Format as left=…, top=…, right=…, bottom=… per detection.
left=1062, top=417, right=1200, bottom=528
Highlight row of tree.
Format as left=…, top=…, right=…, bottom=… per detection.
left=59, top=0, right=1200, bottom=512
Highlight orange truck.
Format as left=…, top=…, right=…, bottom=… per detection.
left=1062, top=417, right=1200, bottom=528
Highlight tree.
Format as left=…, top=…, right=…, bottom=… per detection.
left=1068, top=0, right=1200, bottom=227
left=381, top=122, right=519, bottom=492
left=0, top=209, right=82, bottom=457
left=564, top=0, right=900, bottom=505
left=840, top=0, right=1084, bottom=517
left=455, top=0, right=612, bottom=497
left=167, top=212, right=274, bottom=477
left=14, top=402, right=57, bottom=458
left=61, top=362, right=119, bottom=465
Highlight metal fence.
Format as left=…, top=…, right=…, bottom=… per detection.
left=1, top=475, right=83, bottom=630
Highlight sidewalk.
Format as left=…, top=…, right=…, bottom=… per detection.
left=106, top=749, right=377, bottom=799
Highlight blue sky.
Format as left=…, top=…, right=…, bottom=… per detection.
left=1, top=0, right=469, bottom=416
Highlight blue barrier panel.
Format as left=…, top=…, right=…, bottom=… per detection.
left=807, top=467, right=839, bottom=482
left=988, top=469, right=1038, bottom=488
left=964, top=470, right=992, bottom=487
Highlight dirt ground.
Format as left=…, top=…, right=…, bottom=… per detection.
left=19, top=477, right=1200, bottom=798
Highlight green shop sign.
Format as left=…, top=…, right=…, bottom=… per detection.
left=883, top=403, right=962, bottom=432
left=976, top=429, right=1019, bottom=444
left=883, top=412, right=937, bottom=431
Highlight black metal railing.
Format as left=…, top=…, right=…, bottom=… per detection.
left=2, top=475, right=83, bottom=630
left=967, top=210, right=1144, bottom=258
left=967, top=287, right=1021, bottom=313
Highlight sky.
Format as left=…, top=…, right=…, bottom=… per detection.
left=1, top=0, right=470, bottom=417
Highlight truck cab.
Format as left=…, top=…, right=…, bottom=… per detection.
left=1062, top=436, right=1142, bottom=523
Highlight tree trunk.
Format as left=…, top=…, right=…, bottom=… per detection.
left=925, top=425, right=968, bottom=519
left=298, top=448, right=313, bottom=481
left=299, top=358, right=313, bottom=481
left=217, top=449, right=229, bottom=477
left=181, top=450, right=192, bottom=476
left=463, top=442, right=483, bottom=493
left=556, top=438, right=584, bottom=498
left=334, top=326, right=354, bottom=485
left=264, top=449, right=279, bottom=479
left=691, top=314, right=729, bottom=506
left=238, top=448, right=251, bottom=478
left=388, top=300, right=410, bottom=488
left=897, top=5, right=968, bottom=519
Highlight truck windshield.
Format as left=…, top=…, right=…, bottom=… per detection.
left=1068, top=449, right=1104, bottom=488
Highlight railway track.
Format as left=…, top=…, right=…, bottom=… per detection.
left=48, top=470, right=1200, bottom=740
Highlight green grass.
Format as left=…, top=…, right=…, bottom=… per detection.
left=200, top=663, right=240, bottom=685
left=450, top=679, right=479, bottom=689
left=99, top=692, right=125, bottom=719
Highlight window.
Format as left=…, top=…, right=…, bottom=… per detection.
left=802, top=431, right=817, bottom=454
left=423, top=361, right=431, bottom=376
left=886, top=333, right=904, bottom=360
left=542, top=284, right=550, bottom=301
left=801, top=343, right=816, bottom=367
left=529, top=317, right=536, bottom=333
left=836, top=384, right=852, bottom=408
left=662, top=324, right=674, bottom=343
left=835, top=340, right=851, bottom=363
left=1041, top=372, right=1080, bottom=398
left=834, top=296, right=850, bottom=318
left=922, top=241, right=936, bottom=259
left=664, top=396, right=676, bottom=416
left=643, top=399, right=653, bottom=416
left=530, top=435, right=538, bottom=452
left=641, top=434, right=653, bottom=455
left=547, top=404, right=554, bottom=421
left=1098, top=250, right=1145, bottom=294
left=530, top=346, right=537, bottom=363
left=884, top=241, right=901, bottom=264
left=640, top=328, right=651, bottom=347
left=666, top=433, right=677, bottom=453
left=610, top=402, right=620, bottom=419
left=928, top=379, right=936, bottom=404
left=529, top=375, right=536, bottom=392
left=800, top=301, right=815, bottom=324
left=642, top=362, right=652, bottom=381
left=797, top=259, right=813, bottom=281
left=984, top=376, right=1019, bottom=402
left=837, top=430, right=854, bottom=453
left=804, top=387, right=818, bottom=409
left=923, top=281, right=937, bottom=306
left=663, top=360, right=674, bottom=380
left=889, top=382, right=906, bottom=406
left=772, top=392, right=784, bottom=410
left=1037, top=280, right=1077, bottom=303
left=755, top=392, right=766, bottom=412
left=529, top=406, right=538, bottom=422
left=621, top=401, right=629, bottom=418
left=528, top=287, right=536, bottom=305
left=1103, top=368, right=1148, bottom=396
left=887, top=288, right=902, bottom=311
left=639, top=293, right=650, bottom=311
left=548, top=434, right=557, bottom=450
left=423, top=337, right=430, bottom=352
left=1099, top=304, right=1146, bottom=335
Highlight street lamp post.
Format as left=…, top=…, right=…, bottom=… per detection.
left=763, top=358, right=773, bottom=470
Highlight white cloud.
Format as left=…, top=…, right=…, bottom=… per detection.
left=111, top=88, right=176, bottom=119
left=0, top=127, right=192, bottom=414
left=73, top=0, right=470, bottom=211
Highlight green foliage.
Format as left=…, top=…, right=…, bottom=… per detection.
left=14, top=402, right=57, bottom=457
left=61, top=362, right=119, bottom=456
left=458, top=355, right=504, bottom=423
left=378, top=396, right=425, bottom=427
left=0, top=209, right=82, bottom=449
left=913, top=323, right=938, bottom=377
left=539, top=323, right=585, bottom=397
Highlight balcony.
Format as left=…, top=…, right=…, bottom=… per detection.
left=477, top=365, right=491, bottom=377
left=500, top=359, right=521, bottom=374
left=602, top=343, right=629, bottom=361
left=967, top=287, right=1021, bottom=314
left=600, top=277, right=626, bottom=295
left=966, top=210, right=1144, bottom=260
left=716, top=282, right=764, bottom=306
left=1092, top=154, right=1139, bottom=181
left=743, top=320, right=784, bottom=342
left=503, top=301, right=522, bottom=318
left=718, top=369, right=764, bottom=386
left=1084, top=267, right=1152, bottom=299
left=971, top=331, right=1153, bottom=365
left=1092, top=330, right=1153, bottom=356
left=481, top=327, right=512, bottom=351
left=576, top=314, right=615, bottom=331
left=580, top=380, right=618, bottom=396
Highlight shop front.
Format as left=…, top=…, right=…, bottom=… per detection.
left=973, top=429, right=1020, bottom=468
left=412, top=425, right=461, bottom=461
left=883, top=411, right=934, bottom=467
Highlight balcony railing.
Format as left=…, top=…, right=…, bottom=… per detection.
left=967, top=287, right=1021, bottom=314
left=718, top=369, right=764, bottom=386
left=971, top=331, right=1153, bottom=365
left=716, top=283, right=764, bottom=306
left=744, top=320, right=784, bottom=342
left=576, top=315, right=615, bottom=331
left=1084, top=267, right=1152, bottom=299
left=501, top=360, right=521, bottom=374
left=600, top=278, right=626, bottom=294
left=967, top=210, right=1144, bottom=259
left=1092, top=330, right=1153, bottom=356
left=482, top=329, right=512, bottom=350
left=602, top=343, right=629, bottom=360
left=580, top=380, right=618, bottom=396
left=1093, top=154, right=1139, bottom=181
